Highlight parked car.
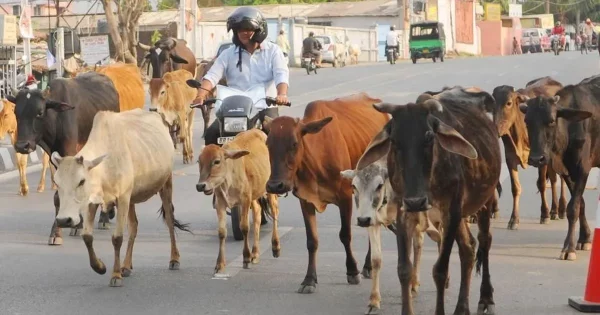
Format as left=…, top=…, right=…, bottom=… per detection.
left=521, top=28, right=550, bottom=53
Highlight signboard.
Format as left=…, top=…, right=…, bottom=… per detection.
left=0, top=15, right=17, bottom=45
left=18, top=3, right=33, bottom=39
left=484, top=3, right=501, bottom=21
left=80, top=35, right=110, bottom=66
left=509, top=4, right=522, bottom=18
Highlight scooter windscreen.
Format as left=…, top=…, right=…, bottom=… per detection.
left=214, top=84, right=268, bottom=115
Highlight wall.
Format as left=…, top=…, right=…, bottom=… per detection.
left=307, top=16, right=398, bottom=30
left=453, top=0, right=479, bottom=55
left=478, top=20, right=502, bottom=56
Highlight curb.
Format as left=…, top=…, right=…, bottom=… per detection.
left=0, top=143, right=46, bottom=173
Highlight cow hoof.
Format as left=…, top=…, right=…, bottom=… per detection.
left=121, top=268, right=132, bottom=277
left=69, top=228, right=81, bottom=236
left=365, top=306, right=380, bottom=315
left=577, top=242, right=592, bottom=251
left=477, top=303, right=495, bottom=315
left=550, top=213, right=559, bottom=220
left=92, top=260, right=107, bottom=275
left=559, top=213, right=566, bottom=220
left=109, top=277, right=123, bottom=287
left=48, top=236, right=63, bottom=246
left=243, top=262, right=250, bottom=269
left=411, top=283, right=420, bottom=295
left=37, top=185, right=45, bottom=193
left=491, top=211, right=499, bottom=220
left=361, top=267, right=372, bottom=279
left=540, top=217, right=550, bottom=225
left=507, top=219, right=519, bottom=230
left=19, top=187, right=29, bottom=196
left=251, top=256, right=260, bottom=264
left=52, top=184, right=58, bottom=190
left=97, top=221, right=110, bottom=230
left=169, top=260, right=180, bottom=270
left=272, top=248, right=280, bottom=258
left=347, top=274, right=361, bottom=285
left=297, top=284, right=316, bottom=294
left=559, top=251, right=577, bottom=261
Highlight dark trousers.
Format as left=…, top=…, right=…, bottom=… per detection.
left=204, top=107, right=280, bottom=145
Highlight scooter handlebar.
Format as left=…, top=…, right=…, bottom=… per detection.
left=189, top=97, right=291, bottom=109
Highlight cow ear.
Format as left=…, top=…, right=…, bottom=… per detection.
left=6, top=94, right=16, bottom=103
left=519, top=104, right=528, bottom=114
left=300, top=117, right=333, bottom=136
left=186, top=79, right=201, bottom=89
left=340, top=169, right=356, bottom=179
left=51, top=151, right=63, bottom=166
left=84, top=154, right=107, bottom=170
left=224, top=150, right=250, bottom=160
left=433, top=118, right=478, bottom=159
left=170, top=53, right=189, bottom=64
left=557, top=108, right=593, bottom=122
left=46, top=100, right=74, bottom=112
left=515, top=94, right=529, bottom=105
left=262, top=116, right=274, bottom=133
left=356, top=126, right=391, bottom=171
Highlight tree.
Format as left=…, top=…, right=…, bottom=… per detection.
left=100, top=0, right=147, bottom=63
left=157, top=0, right=179, bottom=10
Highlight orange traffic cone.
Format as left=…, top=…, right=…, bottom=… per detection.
left=569, top=193, right=600, bottom=312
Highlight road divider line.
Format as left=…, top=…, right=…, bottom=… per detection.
left=213, top=226, right=293, bottom=279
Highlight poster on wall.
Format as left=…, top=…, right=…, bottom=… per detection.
left=80, top=35, right=110, bottom=66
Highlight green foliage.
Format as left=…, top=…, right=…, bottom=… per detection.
left=143, top=0, right=153, bottom=11
left=151, top=30, right=163, bottom=44
left=158, top=0, right=179, bottom=10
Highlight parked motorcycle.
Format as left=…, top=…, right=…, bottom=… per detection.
left=188, top=83, right=291, bottom=241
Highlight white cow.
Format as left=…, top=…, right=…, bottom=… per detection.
left=51, top=108, right=191, bottom=287
left=341, top=158, right=442, bottom=315
left=348, top=43, right=362, bottom=65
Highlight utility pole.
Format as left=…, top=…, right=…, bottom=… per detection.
left=179, top=0, right=187, bottom=40
left=545, top=0, right=550, bottom=14
left=21, top=0, right=32, bottom=76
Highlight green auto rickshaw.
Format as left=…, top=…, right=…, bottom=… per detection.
left=409, top=21, right=446, bottom=64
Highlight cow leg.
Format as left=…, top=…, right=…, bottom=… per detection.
left=82, top=203, right=106, bottom=275
left=109, top=196, right=129, bottom=287
left=453, top=219, right=476, bottom=315
left=547, top=167, right=560, bottom=220
left=433, top=195, right=462, bottom=315
left=365, top=224, right=382, bottom=315
left=214, top=200, right=228, bottom=275
left=97, top=207, right=111, bottom=230
left=559, top=177, right=567, bottom=219
left=186, top=109, right=195, bottom=163
left=298, top=199, right=319, bottom=294
left=560, top=171, right=589, bottom=261
left=159, top=175, right=182, bottom=271
left=397, top=208, right=416, bottom=315
left=362, top=240, right=372, bottom=279
left=121, top=204, right=137, bottom=278
left=507, top=165, right=521, bottom=230
left=240, top=199, right=253, bottom=269
left=339, top=197, right=360, bottom=285
left=202, top=105, right=212, bottom=138
left=476, top=204, right=495, bottom=315
left=16, top=152, right=29, bottom=196
left=577, top=196, right=592, bottom=251
left=250, top=199, right=262, bottom=265
left=268, top=194, right=281, bottom=258
left=37, top=151, right=50, bottom=192
left=410, top=214, right=425, bottom=296
left=537, top=165, right=551, bottom=224
left=48, top=191, right=63, bottom=245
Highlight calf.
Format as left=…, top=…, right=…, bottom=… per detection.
left=0, top=99, right=55, bottom=196
left=519, top=74, right=600, bottom=261
left=341, top=158, right=442, bottom=315
left=493, top=76, right=567, bottom=229
left=196, top=129, right=280, bottom=276
left=263, top=93, right=389, bottom=293
left=9, top=72, right=120, bottom=245
left=149, top=69, right=197, bottom=164
left=51, top=109, right=191, bottom=287
left=357, top=88, right=502, bottom=315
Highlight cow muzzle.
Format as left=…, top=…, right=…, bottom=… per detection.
left=196, top=182, right=213, bottom=195
left=266, top=180, right=291, bottom=195
left=402, top=197, right=431, bottom=212
left=528, top=155, right=547, bottom=167
left=356, top=216, right=372, bottom=227
left=14, top=140, right=36, bottom=154
left=55, top=214, right=83, bottom=228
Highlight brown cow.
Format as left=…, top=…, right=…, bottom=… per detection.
left=149, top=69, right=197, bottom=164
left=356, top=88, right=502, bottom=315
left=493, top=76, right=567, bottom=229
left=196, top=129, right=280, bottom=276
left=263, top=92, right=389, bottom=293
left=0, top=99, right=55, bottom=196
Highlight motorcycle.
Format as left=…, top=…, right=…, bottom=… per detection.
left=551, top=35, right=563, bottom=55
left=386, top=47, right=397, bottom=64
left=302, top=55, right=318, bottom=75
left=188, top=83, right=291, bottom=241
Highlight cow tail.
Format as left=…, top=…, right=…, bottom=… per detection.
left=159, top=204, right=193, bottom=234
left=259, top=195, right=275, bottom=222
left=496, top=181, right=502, bottom=198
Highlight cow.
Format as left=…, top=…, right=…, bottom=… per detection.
left=0, top=99, right=55, bottom=196
left=76, top=62, right=145, bottom=111
left=341, top=158, right=442, bottom=315
left=356, top=88, right=502, bottom=315
left=50, top=108, right=191, bottom=287
left=141, top=37, right=197, bottom=80
left=262, top=92, right=389, bottom=294
left=348, top=43, right=362, bottom=65
left=518, top=74, right=600, bottom=261
left=196, top=129, right=280, bottom=276
left=493, top=76, right=567, bottom=229
left=149, top=69, right=197, bottom=164
left=8, top=72, right=120, bottom=245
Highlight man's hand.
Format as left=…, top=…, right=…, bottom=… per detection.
left=276, top=94, right=289, bottom=105
left=192, top=89, right=209, bottom=106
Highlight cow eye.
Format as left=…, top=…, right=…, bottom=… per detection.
left=351, top=184, right=357, bottom=191
left=213, top=159, right=221, bottom=165
left=376, top=183, right=383, bottom=191
left=506, top=101, right=513, bottom=107
left=78, top=179, right=85, bottom=187
left=36, top=112, right=43, bottom=118
left=161, top=90, right=165, bottom=95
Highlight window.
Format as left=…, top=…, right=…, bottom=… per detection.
left=308, top=21, right=332, bottom=26
left=315, top=36, right=330, bottom=45
left=12, top=5, right=21, bottom=16
left=34, top=5, right=42, bottom=16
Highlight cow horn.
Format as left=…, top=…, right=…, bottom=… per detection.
left=373, top=102, right=401, bottom=114
left=11, top=87, right=19, bottom=96
left=415, top=93, right=433, bottom=104
left=138, top=42, right=152, bottom=51
left=422, top=98, right=443, bottom=113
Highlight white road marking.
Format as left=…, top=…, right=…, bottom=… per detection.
left=213, top=226, right=293, bottom=279
left=0, top=147, right=14, bottom=170
left=29, top=151, right=39, bottom=163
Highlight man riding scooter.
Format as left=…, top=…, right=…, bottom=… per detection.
left=385, top=25, right=400, bottom=59
left=302, top=32, right=323, bottom=68
left=551, top=21, right=566, bottom=50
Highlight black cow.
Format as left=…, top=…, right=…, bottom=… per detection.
left=519, top=74, right=600, bottom=261
left=8, top=72, right=120, bottom=246
left=357, top=88, right=502, bottom=315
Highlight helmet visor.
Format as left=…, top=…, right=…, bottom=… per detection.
left=231, top=17, right=260, bottom=31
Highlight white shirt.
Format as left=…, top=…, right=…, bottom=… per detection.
left=203, top=41, right=290, bottom=100
left=386, top=31, right=399, bottom=46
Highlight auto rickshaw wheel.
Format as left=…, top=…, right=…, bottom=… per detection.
left=412, top=57, right=417, bottom=64
left=432, top=57, right=436, bottom=63
left=440, top=52, right=444, bottom=62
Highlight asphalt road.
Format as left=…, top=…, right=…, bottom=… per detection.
left=1, top=51, right=599, bottom=315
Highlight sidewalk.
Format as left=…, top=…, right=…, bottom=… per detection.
left=0, top=138, right=46, bottom=173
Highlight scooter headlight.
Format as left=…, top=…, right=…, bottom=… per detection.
left=223, top=117, right=247, bottom=133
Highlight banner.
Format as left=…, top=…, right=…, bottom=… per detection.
left=18, top=2, right=33, bottom=39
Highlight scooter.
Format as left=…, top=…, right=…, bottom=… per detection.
left=387, top=47, right=397, bottom=64
left=188, top=83, right=291, bottom=241
left=302, top=56, right=318, bottom=75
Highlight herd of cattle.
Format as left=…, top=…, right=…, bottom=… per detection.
left=0, top=36, right=600, bottom=315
